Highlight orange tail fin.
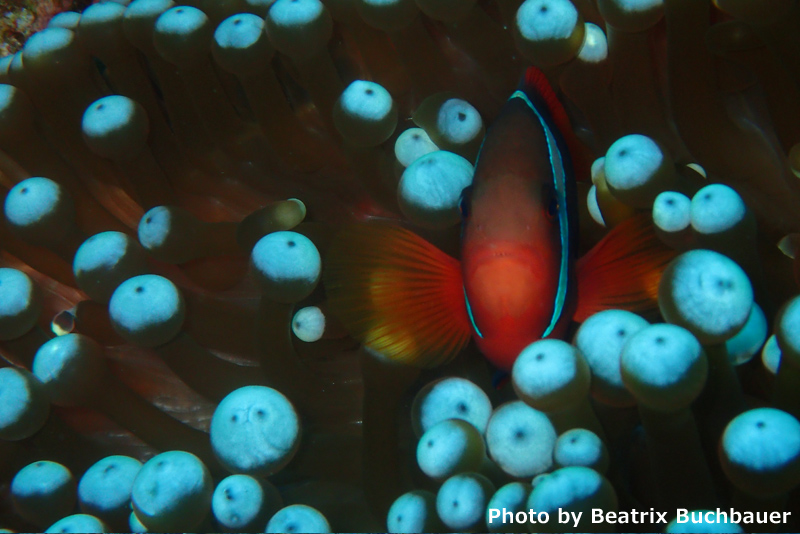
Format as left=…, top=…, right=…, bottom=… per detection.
left=324, top=224, right=471, bottom=367
left=575, top=214, right=677, bottom=322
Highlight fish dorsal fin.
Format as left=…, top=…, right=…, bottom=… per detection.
left=521, top=66, right=591, bottom=181
left=324, top=223, right=471, bottom=367
left=574, top=214, right=678, bottom=321
left=523, top=67, right=573, bottom=139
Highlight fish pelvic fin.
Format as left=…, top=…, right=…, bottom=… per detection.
left=575, top=214, right=677, bottom=321
left=324, top=223, right=471, bottom=367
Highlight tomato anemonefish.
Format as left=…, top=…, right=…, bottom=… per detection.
left=324, top=68, right=675, bottom=371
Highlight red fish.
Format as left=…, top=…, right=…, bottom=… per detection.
left=324, top=68, right=674, bottom=370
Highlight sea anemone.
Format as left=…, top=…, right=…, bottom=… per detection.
left=1, top=0, right=800, bottom=532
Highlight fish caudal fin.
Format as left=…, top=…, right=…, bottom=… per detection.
left=324, top=224, right=471, bottom=367
left=575, top=214, right=677, bottom=322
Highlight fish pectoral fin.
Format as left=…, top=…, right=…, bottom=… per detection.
left=574, top=214, right=677, bottom=322
left=323, top=223, right=471, bottom=367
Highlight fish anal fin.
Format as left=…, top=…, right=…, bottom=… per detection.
left=575, top=214, right=677, bottom=321
left=324, top=224, right=471, bottom=367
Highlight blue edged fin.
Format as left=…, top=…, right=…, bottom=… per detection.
left=521, top=66, right=591, bottom=181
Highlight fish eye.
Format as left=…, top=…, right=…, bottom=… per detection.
left=542, top=185, right=558, bottom=221
left=459, top=185, right=473, bottom=220
left=547, top=196, right=559, bottom=220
